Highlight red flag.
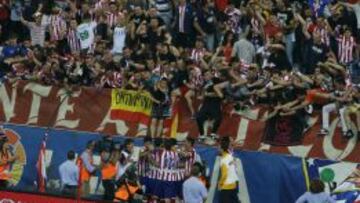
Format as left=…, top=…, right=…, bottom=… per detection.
left=36, top=133, right=48, bottom=192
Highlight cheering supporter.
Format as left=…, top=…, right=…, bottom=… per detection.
left=154, top=138, right=179, bottom=202
left=138, top=136, right=154, bottom=197
left=0, top=0, right=360, bottom=200
left=343, top=85, right=360, bottom=138
left=149, top=79, right=171, bottom=138
left=179, top=137, right=200, bottom=177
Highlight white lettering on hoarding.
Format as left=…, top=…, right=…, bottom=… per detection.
left=24, top=83, right=51, bottom=125
left=323, top=118, right=357, bottom=160
left=55, top=89, right=81, bottom=128
left=0, top=83, right=17, bottom=121
left=97, top=107, right=128, bottom=135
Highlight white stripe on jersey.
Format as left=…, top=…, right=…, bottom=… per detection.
left=50, top=15, right=67, bottom=41
left=67, top=29, right=80, bottom=53
left=337, top=35, right=355, bottom=64
left=314, top=27, right=330, bottom=46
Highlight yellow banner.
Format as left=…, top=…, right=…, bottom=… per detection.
left=111, top=89, right=153, bottom=115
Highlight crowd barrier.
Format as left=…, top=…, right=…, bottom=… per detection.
left=0, top=81, right=359, bottom=163
left=0, top=124, right=359, bottom=203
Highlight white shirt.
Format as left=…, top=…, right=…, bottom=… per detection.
left=220, top=153, right=239, bottom=186
left=183, top=176, right=207, bottom=203
left=59, top=160, right=79, bottom=187
left=112, top=26, right=126, bottom=54
left=76, top=21, right=97, bottom=50
left=295, top=192, right=336, bottom=203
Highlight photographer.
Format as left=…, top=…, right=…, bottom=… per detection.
left=0, top=127, right=17, bottom=190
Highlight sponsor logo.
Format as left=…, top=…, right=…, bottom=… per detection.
left=3, top=129, right=27, bottom=186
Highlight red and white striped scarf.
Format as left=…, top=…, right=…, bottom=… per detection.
left=337, top=35, right=355, bottom=64
left=67, top=29, right=80, bottom=53
left=314, top=26, right=330, bottom=46
left=50, top=15, right=66, bottom=41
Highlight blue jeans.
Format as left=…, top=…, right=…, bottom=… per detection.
left=284, top=33, right=295, bottom=66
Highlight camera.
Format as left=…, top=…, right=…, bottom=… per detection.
left=94, top=136, right=114, bottom=153
left=94, top=136, right=122, bottom=154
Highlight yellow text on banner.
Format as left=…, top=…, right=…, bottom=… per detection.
left=111, top=89, right=153, bottom=116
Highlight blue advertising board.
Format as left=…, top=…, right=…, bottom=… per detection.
left=3, top=124, right=353, bottom=203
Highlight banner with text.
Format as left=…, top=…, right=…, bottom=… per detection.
left=0, top=81, right=359, bottom=162
left=110, top=89, right=153, bottom=124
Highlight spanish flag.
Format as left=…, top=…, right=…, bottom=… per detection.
left=110, top=89, right=153, bottom=125
left=164, top=101, right=179, bottom=138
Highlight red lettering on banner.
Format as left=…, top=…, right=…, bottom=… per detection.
left=0, top=81, right=359, bottom=162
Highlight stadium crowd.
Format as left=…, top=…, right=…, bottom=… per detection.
left=0, top=0, right=359, bottom=201
left=0, top=0, right=359, bottom=140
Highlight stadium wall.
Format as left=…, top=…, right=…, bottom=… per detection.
left=0, top=123, right=358, bottom=203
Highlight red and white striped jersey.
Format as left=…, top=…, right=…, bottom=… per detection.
left=190, top=48, right=206, bottom=62
left=100, top=71, right=122, bottom=88
left=50, top=14, right=67, bottom=41
left=149, top=148, right=163, bottom=179
left=106, top=11, right=120, bottom=28
left=337, top=35, right=356, bottom=64
left=67, top=29, right=80, bottom=53
left=137, top=147, right=152, bottom=177
left=159, top=150, right=180, bottom=181
left=314, top=26, right=330, bottom=46
left=183, top=148, right=197, bottom=177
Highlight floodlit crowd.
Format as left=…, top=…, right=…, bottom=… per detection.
left=0, top=0, right=360, bottom=201
left=0, top=0, right=359, bottom=140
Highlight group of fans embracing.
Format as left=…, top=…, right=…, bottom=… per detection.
left=66, top=136, right=212, bottom=202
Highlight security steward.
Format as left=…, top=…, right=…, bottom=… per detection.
left=101, top=146, right=120, bottom=201
left=78, top=140, right=97, bottom=196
